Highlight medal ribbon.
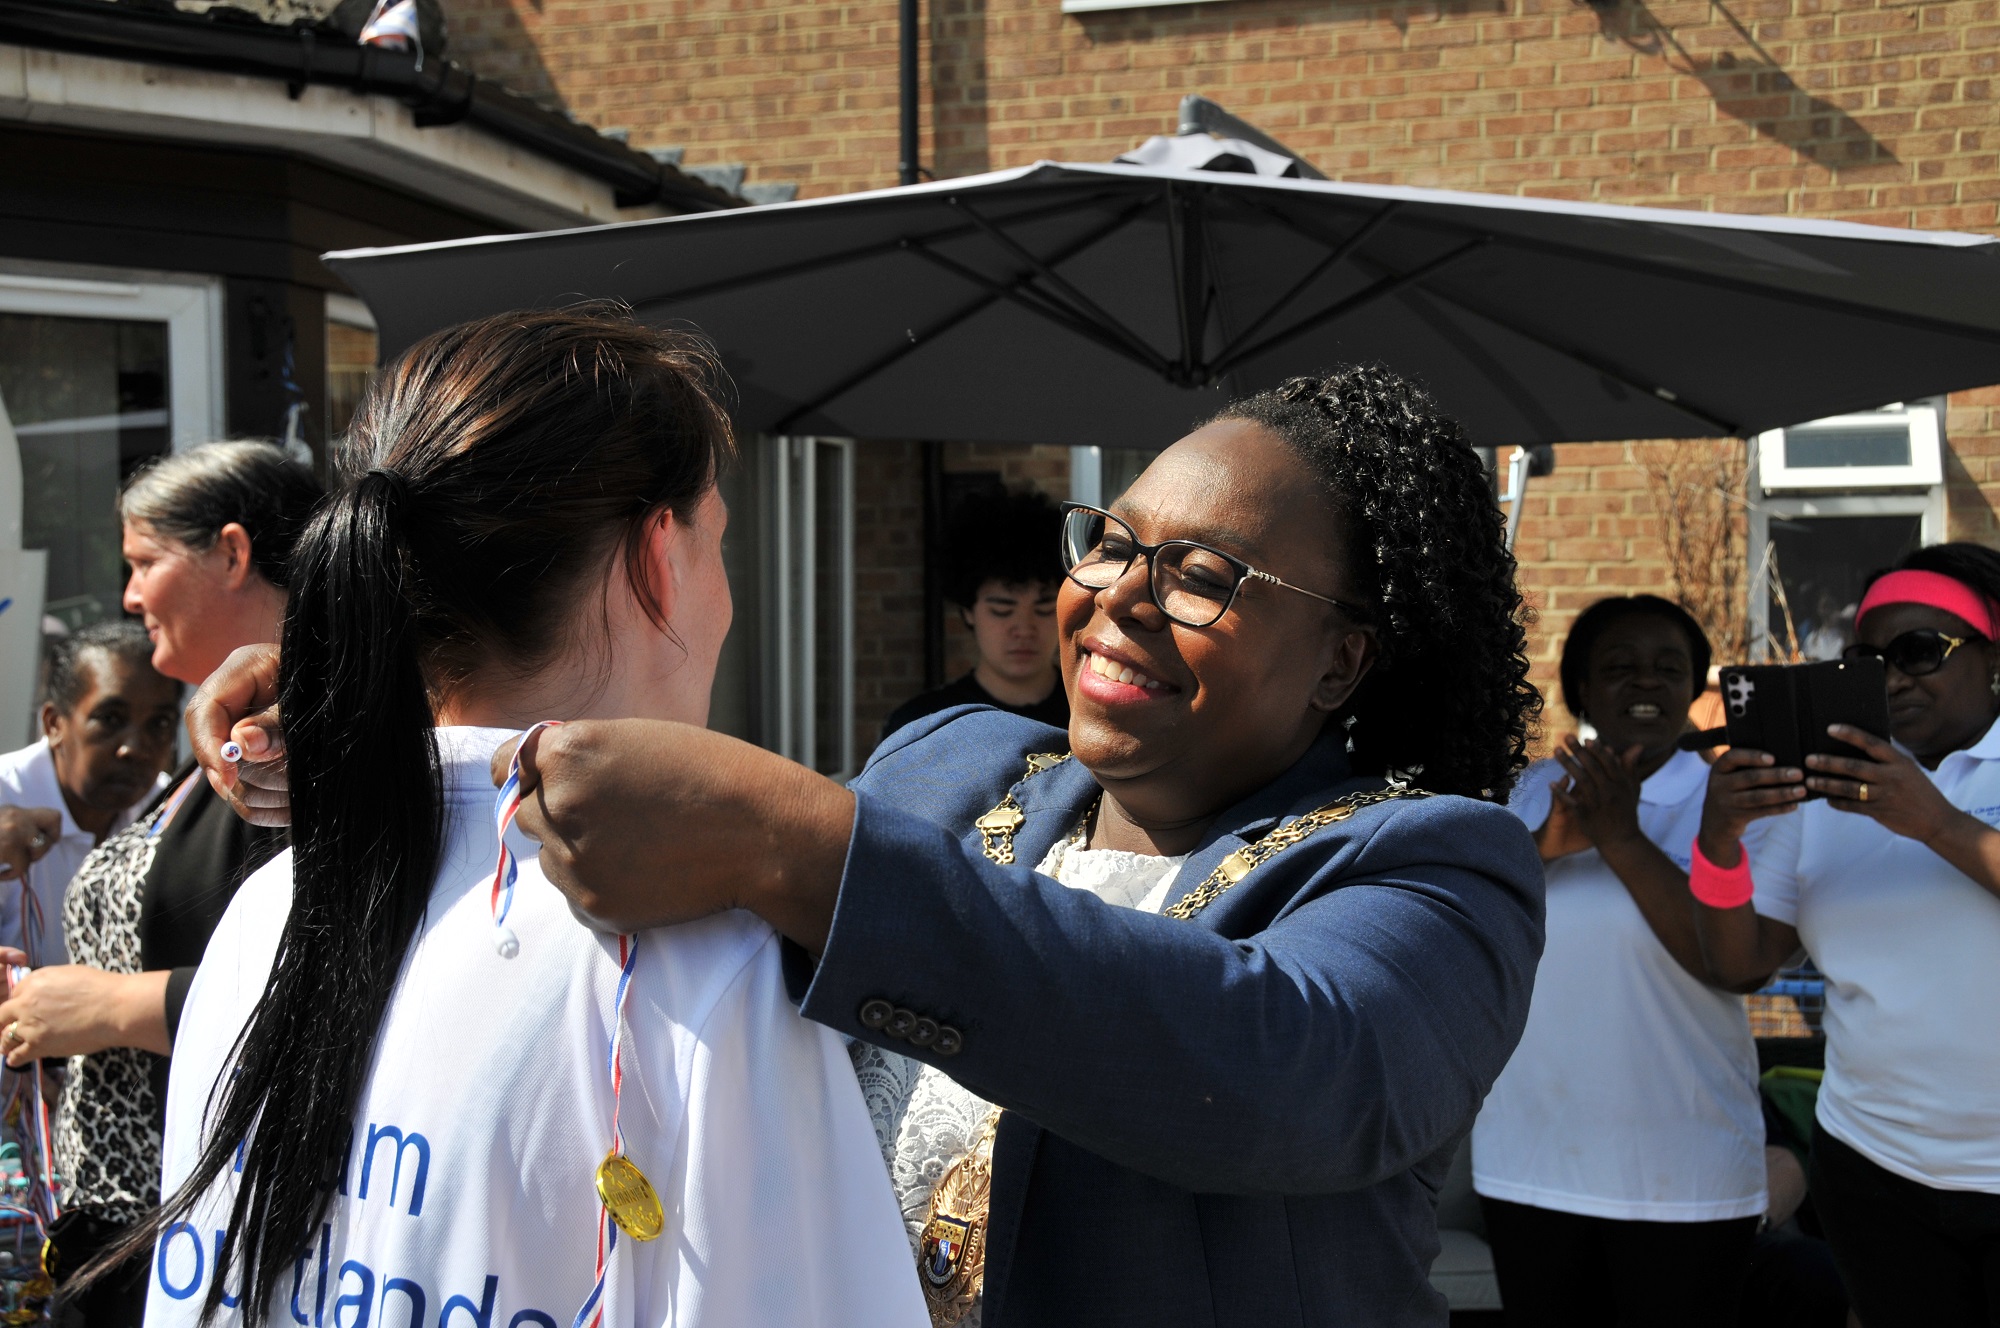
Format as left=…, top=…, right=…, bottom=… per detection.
left=487, top=724, right=644, bottom=1328
left=572, top=932, right=640, bottom=1328
left=489, top=721, right=563, bottom=958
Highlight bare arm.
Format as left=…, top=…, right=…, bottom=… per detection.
left=1807, top=723, right=2000, bottom=903
left=0, top=955, right=173, bottom=1063
left=1693, top=748, right=1806, bottom=991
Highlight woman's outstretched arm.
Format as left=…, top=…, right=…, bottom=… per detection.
left=496, top=716, right=1545, bottom=1196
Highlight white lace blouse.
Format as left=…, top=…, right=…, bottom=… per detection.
left=848, top=836, right=1188, bottom=1327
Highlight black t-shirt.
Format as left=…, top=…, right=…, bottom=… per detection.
left=138, top=760, right=287, bottom=1106
left=880, top=671, right=1069, bottom=743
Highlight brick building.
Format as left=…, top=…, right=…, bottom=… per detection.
left=428, top=0, right=2000, bottom=756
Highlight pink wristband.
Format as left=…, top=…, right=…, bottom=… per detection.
left=1689, top=838, right=1754, bottom=909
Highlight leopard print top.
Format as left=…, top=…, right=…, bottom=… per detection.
left=55, top=801, right=172, bottom=1223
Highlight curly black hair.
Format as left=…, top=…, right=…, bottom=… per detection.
left=1213, top=365, right=1539, bottom=800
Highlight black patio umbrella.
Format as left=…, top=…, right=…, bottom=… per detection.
left=325, top=161, right=2000, bottom=449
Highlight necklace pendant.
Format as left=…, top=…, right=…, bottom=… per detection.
left=974, top=801, right=1026, bottom=864
left=595, top=1150, right=666, bottom=1242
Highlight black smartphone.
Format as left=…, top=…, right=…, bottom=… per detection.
left=1706, top=658, right=1891, bottom=796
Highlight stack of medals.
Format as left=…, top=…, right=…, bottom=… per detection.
left=490, top=725, right=664, bottom=1328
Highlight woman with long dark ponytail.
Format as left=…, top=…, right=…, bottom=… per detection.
left=126, top=309, right=926, bottom=1328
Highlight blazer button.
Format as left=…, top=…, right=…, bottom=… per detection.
left=858, top=999, right=894, bottom=1030
left=884, top=1006, right=919, bottom=1040
left=932, top=1025, right=964, bottom=1057
left=908, top=1017, right=940, bottom=1048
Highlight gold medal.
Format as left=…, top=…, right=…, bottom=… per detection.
left=595, top=1151, right=665, bottom=1242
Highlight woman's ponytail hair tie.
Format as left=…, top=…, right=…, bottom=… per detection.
left=362, top=467, right=412, bottom=507
left=1856, top=569, right=1999, bottom=638
left=1689, top=837, right=1755, bottom=909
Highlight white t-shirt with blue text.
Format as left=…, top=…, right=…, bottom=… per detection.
left=148, top=727, right=928, bottom=1328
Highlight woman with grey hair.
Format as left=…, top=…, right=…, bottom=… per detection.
left=0, top=441, right=318, bottom=1321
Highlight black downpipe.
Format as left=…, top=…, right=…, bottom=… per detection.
left=899, top=0, right=920, bottom=187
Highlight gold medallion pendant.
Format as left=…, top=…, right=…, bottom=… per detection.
left=917, top=1112, right=1000, bottom=1328
left=595, top=1151, right=666, bottom=1242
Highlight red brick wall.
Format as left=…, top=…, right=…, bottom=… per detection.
left=444, top=0, right=2000, bottom=228
left=437, top=0, right=2000, bottom=748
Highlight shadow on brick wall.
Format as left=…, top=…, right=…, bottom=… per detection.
left=1580, top=0, right=1899, bottom=172
left=436, top=0, right=567, bottom=113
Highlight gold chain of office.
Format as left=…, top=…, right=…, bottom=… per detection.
left=920, top=753, right=1432, bottom=1326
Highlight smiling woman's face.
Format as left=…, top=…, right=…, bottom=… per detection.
left=1576, top=613, right=1697, bottom=762
left=1059, top=418, right=1376, bottom=826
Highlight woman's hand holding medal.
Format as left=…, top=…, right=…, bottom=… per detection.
left=490, top=720, right=855, bottom=954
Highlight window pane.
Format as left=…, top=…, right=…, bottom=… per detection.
left=1782, top=423, right=1912, bottom=469
left=1766, top=514, right=1922, bottom=660
left=0, top=313, right=170, bottom=630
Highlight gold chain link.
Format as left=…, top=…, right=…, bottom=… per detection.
left=1164, top=785, right=1431, bottom=919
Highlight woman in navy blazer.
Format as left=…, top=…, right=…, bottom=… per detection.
left=195, top=365, right=1546, bottom=1327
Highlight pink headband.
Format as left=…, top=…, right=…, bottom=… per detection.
left=1856, top=569, right=1998, bottom=637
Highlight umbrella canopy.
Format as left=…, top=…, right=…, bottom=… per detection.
left=326, top=161, right=2000, bottom=449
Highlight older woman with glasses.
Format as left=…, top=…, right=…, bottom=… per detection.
left=191, top=365, right=1545, bottom=1328
left=1694, top=542, right=2000, bottom=1328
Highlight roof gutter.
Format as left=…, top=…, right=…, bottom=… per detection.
left=0, top=0, right=742, bottom=212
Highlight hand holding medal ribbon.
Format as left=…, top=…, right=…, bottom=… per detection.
left=492, top=725, right=665, bottom=1328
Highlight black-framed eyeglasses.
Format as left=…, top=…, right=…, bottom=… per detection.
left=1059, top=502, right=1365, bottom=629
left=1843, top=627, right=1979, bottom=678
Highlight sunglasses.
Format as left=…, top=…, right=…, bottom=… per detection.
left=1843, top=628, right=1980, bottom=678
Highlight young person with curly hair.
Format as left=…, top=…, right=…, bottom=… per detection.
left=881, top=488, right=1068, bottom=741
left=191, top=364, right=1546, bottom=1328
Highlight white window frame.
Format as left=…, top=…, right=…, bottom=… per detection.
left=0, top=262, right=226, bottom=452
left=1746, top=428, right=1948, bottom=661
left=1755, top=400, right=1943, bottom=493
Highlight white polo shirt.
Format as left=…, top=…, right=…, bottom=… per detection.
left=1473, top=749, right=1790, bottom=1221
left=1756, top=716, right=2000, bottom=1194
left=0, top=739, right=161, bottom=966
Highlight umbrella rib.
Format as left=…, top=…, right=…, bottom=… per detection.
left=1209, top=201, right=1402, bottom=371
left=1210, top=238, right=1489, bottom=379
left=1241, top=205, right=1741, bottom=433
left=906, top=241, right=1174, bottom=376
left=770, top=201, right=1160, bottom=432
left=949, top=198, right=1165, bottom=370
left=1391, top=214, right=2000, bottom=347
left=1405, top=277, right=1743, bottom=435
left=627, top=190, right=1140, bottom=311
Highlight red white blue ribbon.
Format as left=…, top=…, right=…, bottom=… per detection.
left=489, top=721, right=563, bottom=959
left=572, top=933, right=641, bottom=1328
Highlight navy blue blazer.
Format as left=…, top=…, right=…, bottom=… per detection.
left=796, top=707, right=1545, bottom=1328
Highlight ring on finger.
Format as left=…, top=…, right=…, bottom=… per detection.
left=3, top=1022, right=20, bottom=1049
left=1857, top=782, right=1871, bottom=803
